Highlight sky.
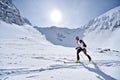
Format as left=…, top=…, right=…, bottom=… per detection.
left=13, top=0, right=120, bottom=28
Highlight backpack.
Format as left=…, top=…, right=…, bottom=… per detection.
left=83, top=43, right=87, bottom=47
left=80, top=40, right=87, bottom=47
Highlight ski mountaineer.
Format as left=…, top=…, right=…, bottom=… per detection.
left=75, top=36, right=92, bottom=63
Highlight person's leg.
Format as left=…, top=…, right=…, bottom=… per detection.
left=76, top=48, right=81, bottom=63
left=83, top=49, right=92, bottom=61
left=76, top=49, right=81, bottom=62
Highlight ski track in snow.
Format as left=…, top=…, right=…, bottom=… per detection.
left=0, top=41, right=120, bottom=80
left=0, top=56, right=120, bottom=80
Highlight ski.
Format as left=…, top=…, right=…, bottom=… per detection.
left=64, top=60, right=93, bottom=64
left=64, top=61, right=83, bottom=64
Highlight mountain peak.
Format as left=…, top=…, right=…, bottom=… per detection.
left=84, top=6, right=120, bottom=32
left=0, top=0, right=31, bottom=25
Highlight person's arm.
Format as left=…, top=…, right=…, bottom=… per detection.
left=76, top=40, right=80, bottom=46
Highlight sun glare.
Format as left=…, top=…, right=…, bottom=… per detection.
left=50, top=9, right=62, bottom=24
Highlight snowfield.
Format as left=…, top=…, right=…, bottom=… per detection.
left=0, top=21, right=120, bottom=80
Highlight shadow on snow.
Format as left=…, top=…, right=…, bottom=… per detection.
left=81, top=62, right=117, bottom=80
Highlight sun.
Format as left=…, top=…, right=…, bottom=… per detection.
left=50, top=9, right=62, bottom=24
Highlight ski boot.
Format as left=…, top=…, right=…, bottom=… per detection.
left=75, top=60, right=80, bottom=63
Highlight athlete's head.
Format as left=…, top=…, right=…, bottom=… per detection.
left=75, top=36, right=79, bottom=41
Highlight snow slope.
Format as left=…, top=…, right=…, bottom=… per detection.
left=0, top=21, right=120, bottom=80
left=0, top=1, right=120, bottom=79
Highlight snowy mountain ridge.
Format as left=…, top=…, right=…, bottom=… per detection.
left=34, top=6, right=120, bottom=51
left=0, top=0, right=31, bottom=25
left=34, top=26, right=85, bottom=47
left=84, top=6, right=120, bottom=32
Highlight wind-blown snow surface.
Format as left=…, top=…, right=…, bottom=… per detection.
left=0, top=21, right=120, bottom=80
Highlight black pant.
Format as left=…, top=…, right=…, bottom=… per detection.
left=76, top=47, right=91, bottom=61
